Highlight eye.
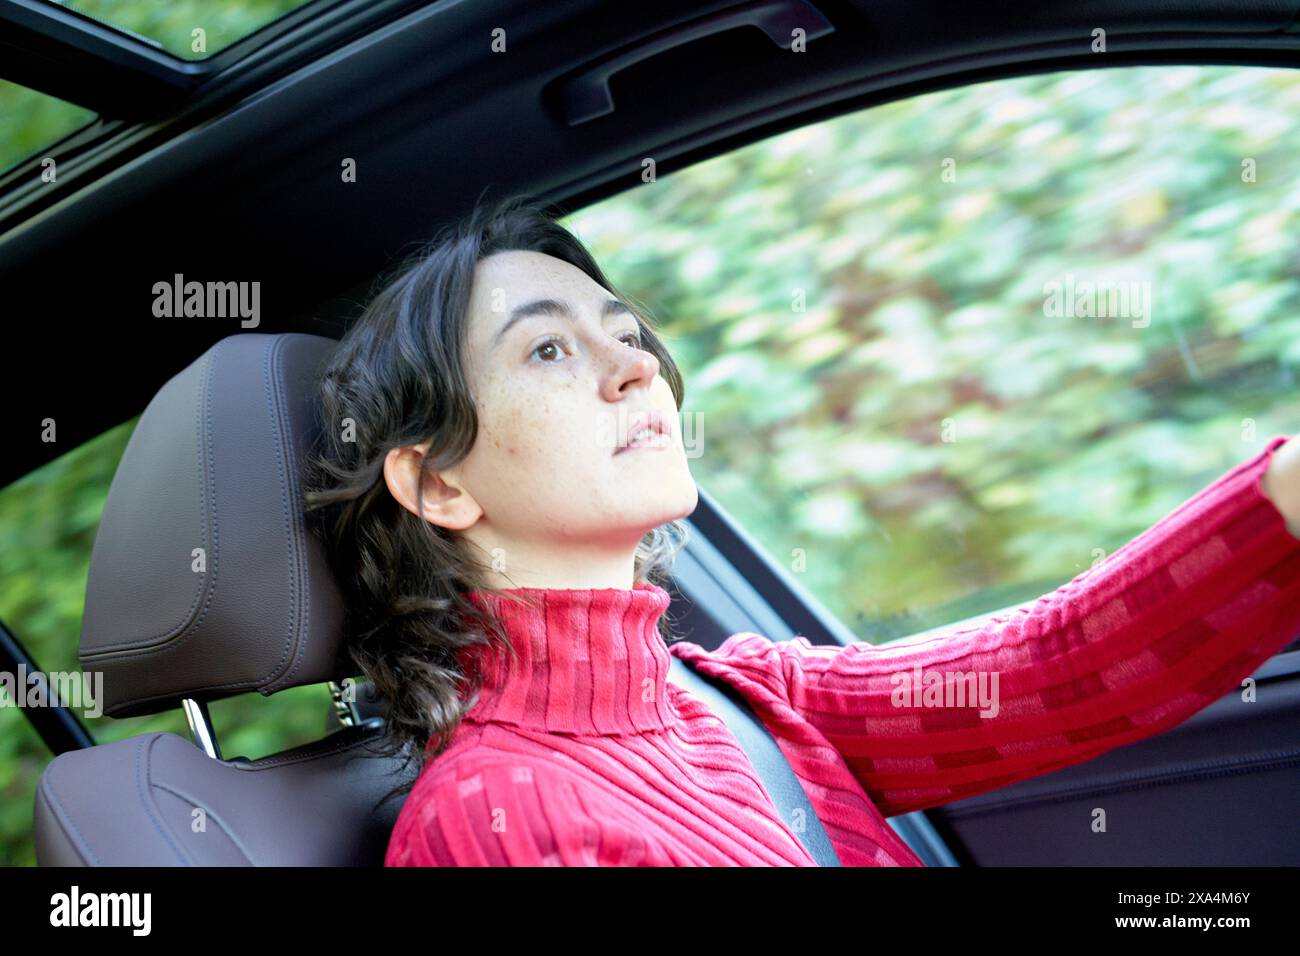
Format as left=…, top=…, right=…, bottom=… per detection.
left=530, top=335, right=568, bottom=363
left=529, top=330, right=643, bottom=363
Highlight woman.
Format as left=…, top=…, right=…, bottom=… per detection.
left=305, top=191, right=1300, bottom=866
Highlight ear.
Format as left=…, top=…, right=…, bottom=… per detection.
left=382, top=441, right=482, bottom=531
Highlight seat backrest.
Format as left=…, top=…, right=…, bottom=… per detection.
left=34, top=332, right=418, bottom=866
left=36, top=726, right=413, bottom=865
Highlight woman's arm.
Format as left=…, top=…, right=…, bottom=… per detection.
left=675, top=434, right=1300, bottom=819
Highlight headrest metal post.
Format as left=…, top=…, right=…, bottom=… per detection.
left=183, top=698, right=222, bottom=760
left=329, top=680, right=360, bottom=728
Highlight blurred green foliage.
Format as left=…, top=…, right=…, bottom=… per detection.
left=567, top=64, right=1300, bottom=643
left=51, top=0, right=314, bottom=59
left=5, top=63, right=1300, bottom=865
left=0, top=81, right=96, bottom=176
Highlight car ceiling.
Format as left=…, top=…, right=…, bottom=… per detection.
left=4, top=0, right=1300, bottom=489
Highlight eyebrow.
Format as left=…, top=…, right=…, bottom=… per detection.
left=492, top=297, right=635, bottom=349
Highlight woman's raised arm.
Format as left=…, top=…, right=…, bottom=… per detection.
left=672, top=434, right=1300, bottom=819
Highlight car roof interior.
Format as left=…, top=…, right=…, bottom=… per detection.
left=6, top=0, right=1300, bottom=489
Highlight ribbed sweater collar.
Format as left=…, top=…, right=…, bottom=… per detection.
left=456, top=581, right=676, bottom=736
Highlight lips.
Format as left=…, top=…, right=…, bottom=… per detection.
left=615, top=409, right=671, bottom=455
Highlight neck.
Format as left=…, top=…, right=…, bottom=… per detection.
left=455, top=581, right=676, bottom=735
left=459, top=529, right=642, bottom=591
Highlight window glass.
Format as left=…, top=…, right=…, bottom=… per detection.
left=45, top=0, right=321, bottom=60
left=0, top=79, right=96, bottom=176
left=563, top=65, right=1300, bottom=650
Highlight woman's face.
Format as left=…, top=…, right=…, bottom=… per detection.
left=402, top=249, right=698, bottom=583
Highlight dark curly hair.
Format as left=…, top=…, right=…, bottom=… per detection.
left=303, top=189, right=690, bottom=809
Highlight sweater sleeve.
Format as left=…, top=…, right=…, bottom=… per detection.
left=677, top=434, right=1300, bottom=819
left=384, top=757, right=649, bottom=866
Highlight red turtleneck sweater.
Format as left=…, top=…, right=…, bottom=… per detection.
left=384, top=435, right=1300, bottom=866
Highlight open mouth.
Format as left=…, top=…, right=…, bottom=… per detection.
left=615, top=410, right=671, bottom=455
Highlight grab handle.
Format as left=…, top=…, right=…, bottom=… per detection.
left=560, top=0, right=836, bottom=126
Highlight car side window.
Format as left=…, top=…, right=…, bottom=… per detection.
left=564, top=64, right=1300, bottom=652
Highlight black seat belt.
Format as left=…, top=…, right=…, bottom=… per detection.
left=668, top=655, right=842, bottom=866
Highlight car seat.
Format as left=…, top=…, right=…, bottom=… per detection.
left=33, top=332, right=417, bottom=865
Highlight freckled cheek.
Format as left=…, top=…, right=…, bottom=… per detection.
left=487, top=381, right=579, bottom=462
left=480, top=381, right=533, bottom=459
left=486, top=418, right=541, bottom=461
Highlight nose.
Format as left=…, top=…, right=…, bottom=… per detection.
left=600, top=335, right=660, bottom=401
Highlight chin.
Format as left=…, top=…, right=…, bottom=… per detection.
left=656, top=482, right=699, bottom=523
left=679, top=483, right=700, bottom=518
